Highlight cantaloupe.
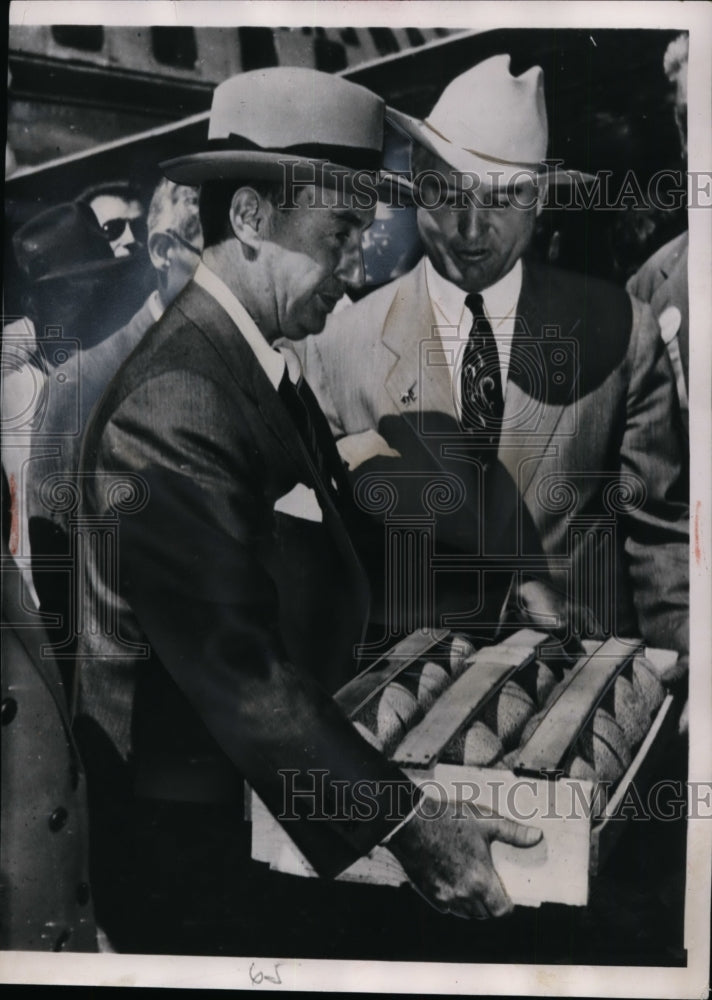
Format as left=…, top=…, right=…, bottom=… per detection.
left=534, top=660, right=559, bottom=707
left=568, top=755, right=598, bottom=783
left=576, top=708, right=632, bottom=785
left=441, top=721, right=504, bottom=766
left=613, top=673, right=650, bottom=745
left=353, top=720, right=385, bottom=751
left=376, top=682, right=420, bottom=750
left=632, top=656, right=665, bottom=716
left=400, top=660, right=451, bottom=712
left=482, top=680, right=536, bottom=748
left=449, top=633, right=476, bottom=679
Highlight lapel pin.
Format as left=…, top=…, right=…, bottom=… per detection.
left=400, top=383, right=417, bottom=405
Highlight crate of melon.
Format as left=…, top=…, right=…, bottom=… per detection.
left=249, top=628, right=680, bottom=907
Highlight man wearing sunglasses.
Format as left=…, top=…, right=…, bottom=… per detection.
left=79, top=180, right=146, bottom=257
left=78, top=178, right=203, bottom=439
left=19, top=179, right=203, bottom=586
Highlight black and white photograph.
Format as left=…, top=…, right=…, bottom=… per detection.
left=1, top=1, right=710, bottom=995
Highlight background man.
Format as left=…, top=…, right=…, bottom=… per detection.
left=74, top=67, right=540, bottom=956
left=1, top=201, right=144, bottom=633
left=78, top=177, right=203, bottom=437
left=78, top=180, right=146, bottom=257
left=627, top=33, right=689, bottom=432
left=298, top=55, right=688, bottom=668
left=26, top=180, right=203, bottom=672
left=2, top=186, right=199, bottom=670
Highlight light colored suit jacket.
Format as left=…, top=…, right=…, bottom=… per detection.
left=297, top=257, right=689, bottom=656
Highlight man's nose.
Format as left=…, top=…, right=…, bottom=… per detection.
left=335, top=240, right=366, bottom=289
left=458, top=205, right=490, bottom=242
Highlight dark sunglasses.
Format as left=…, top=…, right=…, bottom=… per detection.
left=100, top=216, right=148, bottom=244
left=165, top=228, right=202, bottom=256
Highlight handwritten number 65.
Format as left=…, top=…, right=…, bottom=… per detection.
left=250, top=962, right=282, bottom=986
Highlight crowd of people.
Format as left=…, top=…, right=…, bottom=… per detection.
left=1, top=35, right=690, bottom=960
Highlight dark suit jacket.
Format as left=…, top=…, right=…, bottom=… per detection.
left=1, top=538, right=96, bottom=952
left=298, top=257, right=689, bottom=656
left=75, top=280, right=418, bottom=879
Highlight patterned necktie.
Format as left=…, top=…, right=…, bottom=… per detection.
left=460, top=293, right=504, bottom=450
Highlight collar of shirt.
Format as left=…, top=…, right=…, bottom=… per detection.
left=193, top=260, right=287, bottom=391
left=147, top=289, right=164, bottom=324
left=425, top=256, right=523, bottom=392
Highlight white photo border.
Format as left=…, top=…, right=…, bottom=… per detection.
left=3, top=2, right=711, bottom=996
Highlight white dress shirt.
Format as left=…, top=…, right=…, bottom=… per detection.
left=193, top=261, right=291, bottom=389
left=1, top=316, right=43, bottom=607
left=425, top=257, right=523, bottom=413
left=146, top=288, right=164, bottom=324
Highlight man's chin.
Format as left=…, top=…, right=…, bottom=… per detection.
left=281, top=318, right=328, bottom=341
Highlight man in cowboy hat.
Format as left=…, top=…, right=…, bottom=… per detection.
left=74, top=67, right=540, bottom=955
left=296, top=55, right=688, bottom=669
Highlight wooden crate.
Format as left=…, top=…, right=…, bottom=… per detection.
left=250, top=629, right=678, bottom=907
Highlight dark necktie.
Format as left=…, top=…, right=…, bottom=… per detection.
left=278, top=369, right=349, bottom=505
left=460, top=292, right=504, bottom=450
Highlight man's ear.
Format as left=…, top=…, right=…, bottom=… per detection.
left=148, top=231, right=173, bottom=272
left=229, top=187, right=269, bottom=256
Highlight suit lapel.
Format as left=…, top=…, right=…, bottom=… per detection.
left=177, top=283, right=311, bottom=482
left=383, top=260, right=457, bottom=421
left=499, top=262, right=581, bottom=499
left=176, top=283, right=364, bottom=575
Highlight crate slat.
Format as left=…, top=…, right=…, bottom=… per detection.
left=510, top=637, right=643, bottom=776
left=391, top=644, right=535, bottom=768
left=335, top=628, right=450, bottom=717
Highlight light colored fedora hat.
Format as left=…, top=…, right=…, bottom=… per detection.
left=162, top=66, right=393, bottom=190
left=387, top=54, right=592, bottom=186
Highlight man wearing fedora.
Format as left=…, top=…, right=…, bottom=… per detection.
left=74, top=67, right=540, bottom=955
left=297, top=55, right=688, bottom=670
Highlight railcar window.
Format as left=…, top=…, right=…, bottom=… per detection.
left=51, top=26, right=104, bottom=52
left=150, top=26, right=198, bottom=70
left=369, top=28, right=400, bottom=57
left=405, top=28, right=426, bottom=47
left=239, top=27, right=278, bottom=71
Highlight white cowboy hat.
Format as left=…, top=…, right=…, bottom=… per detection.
left=162, top=66, right=404, bottom=198
left=387, top=54, right=594, bottom=187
